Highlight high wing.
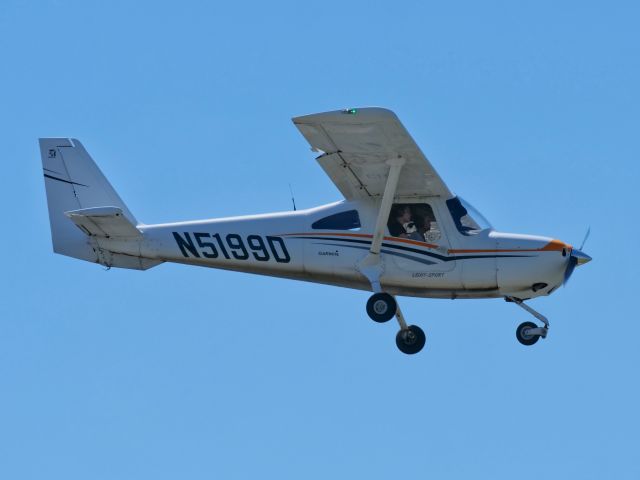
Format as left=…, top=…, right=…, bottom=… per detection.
left=292, top=107, right=452, bottom=200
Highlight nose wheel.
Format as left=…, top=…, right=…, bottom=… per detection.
left=367, top=292, right=426, bottom=354
left=516, top=321, right=542, bottom=346
left=506, top=297, right=549, bottom=346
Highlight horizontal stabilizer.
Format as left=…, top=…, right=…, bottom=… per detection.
left=65, top=206, right=141, bottom=238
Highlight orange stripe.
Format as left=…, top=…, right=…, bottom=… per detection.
left=282, top=233, right=569, bottom=255
left=448, top=240, right=570, bottom=254
left=540, top=239, right=571, bottom=251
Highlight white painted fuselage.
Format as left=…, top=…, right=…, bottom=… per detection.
left=99, top=198, right=570, bottom=301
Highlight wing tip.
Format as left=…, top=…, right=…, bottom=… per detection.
left=292, top=107, right=398, bottom=124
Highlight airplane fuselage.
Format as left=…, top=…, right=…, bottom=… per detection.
left=99, top=199, right=570, bottom=301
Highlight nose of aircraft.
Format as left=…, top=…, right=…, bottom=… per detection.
left=563, top=247, right=592, bottom=285
left=572, top=248, right=592, bottom=266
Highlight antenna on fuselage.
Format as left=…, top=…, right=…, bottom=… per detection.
left=288, top=183, right=297, bottom=211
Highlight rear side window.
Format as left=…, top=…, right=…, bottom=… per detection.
left=312, top=210, right=361, bottom=230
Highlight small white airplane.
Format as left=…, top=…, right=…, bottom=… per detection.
left=40, top=107, right=591, bottom=354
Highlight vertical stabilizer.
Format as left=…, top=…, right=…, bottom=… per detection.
left=39, top=138, right=138, bottom=263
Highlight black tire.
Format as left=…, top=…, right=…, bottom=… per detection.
left=516, top=321, right=540, bottom=346
left=395, top=325, right=426, bottom=355
left=366, top=293, right=397, bottom=323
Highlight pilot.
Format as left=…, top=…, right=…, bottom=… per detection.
left=388, top=205, right=411, bottom=237
left=388, top=205, right=422, bottom=240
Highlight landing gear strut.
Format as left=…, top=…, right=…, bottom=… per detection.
left=367, top=292, right=426, bottom=354
left=506, top=297, right=549, bottom=346
left=359, top=157, right=425, bottom=354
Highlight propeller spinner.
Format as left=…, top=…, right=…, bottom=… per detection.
left=564, top=247, right=592, bottom=285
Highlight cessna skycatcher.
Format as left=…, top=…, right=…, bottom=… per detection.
left=40, top=108, right=591, bottom=354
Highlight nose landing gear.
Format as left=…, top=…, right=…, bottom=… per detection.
left=516, top=321, right=542, bottom=345
left=506, top=297, right=549, bottom=346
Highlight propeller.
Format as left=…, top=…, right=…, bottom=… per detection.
left=563, top=227, right=592, bottom=286
left=563, top=255, right=578, bottom=285
left=579, top=226, right=591, bottom=250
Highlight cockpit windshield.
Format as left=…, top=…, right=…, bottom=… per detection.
left=446, top=197, right=492, bottom=235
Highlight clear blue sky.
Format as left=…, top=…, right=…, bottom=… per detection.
left=1, top=1, right=638, bottom=478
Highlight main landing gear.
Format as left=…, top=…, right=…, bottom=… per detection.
left=359, top=156, right=425, bottom=354
left=366, top=293, right=396, bottom=323
left=367, top=292, right=426, bottom=355
left=506, top=297, right=550, bottom=346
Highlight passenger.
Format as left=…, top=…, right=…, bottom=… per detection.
left=417, top=209, right=431, bottom=238
left=411, top=209, right=427, bottom=238
left=388, top=205, right=423, bottom=241
left=418, top=207, right=441, bottom=242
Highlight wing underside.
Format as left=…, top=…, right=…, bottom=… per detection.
left=293, top=108, right=452, bottom=200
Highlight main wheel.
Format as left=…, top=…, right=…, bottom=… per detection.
left=395, top=325, right=426, bottom=355
left=516, top=321, right=540, bottom=346
left=366, top=293, right=397, bottom=323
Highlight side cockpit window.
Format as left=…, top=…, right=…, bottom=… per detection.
left=387, top=203, right=441, bottom=243
left=312, top=210, right=361, bottom=230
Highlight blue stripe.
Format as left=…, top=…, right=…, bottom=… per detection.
left=313, top=242, right=437, bottom=266
left=291, top=235, right=531, bottom=262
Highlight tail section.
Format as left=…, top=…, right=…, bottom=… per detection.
left=39, top=138, right=160, bottom=270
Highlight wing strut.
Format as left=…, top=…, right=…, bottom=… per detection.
left=370, top=157, right=405, bottom=255
left=357, top=156, right=405, bottom=292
